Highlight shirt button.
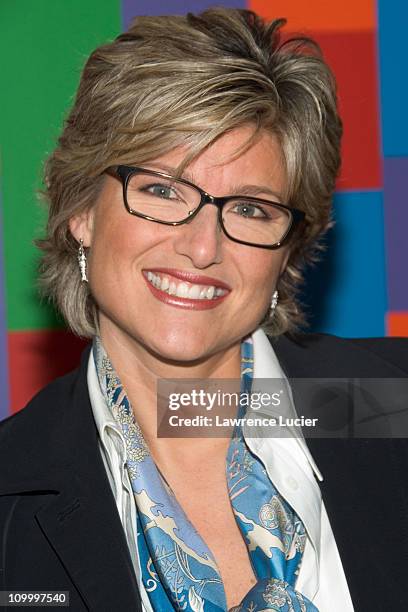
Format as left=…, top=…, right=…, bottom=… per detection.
left=287, top=476, right=299, bottom=490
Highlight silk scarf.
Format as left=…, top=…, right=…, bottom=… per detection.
left=93, top=336, right=318, bottom=612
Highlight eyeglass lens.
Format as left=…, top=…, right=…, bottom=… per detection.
left=125, top=172, right=292, bottom=246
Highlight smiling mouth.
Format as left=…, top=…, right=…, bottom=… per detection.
left=144, top=271, right=229, bottom=301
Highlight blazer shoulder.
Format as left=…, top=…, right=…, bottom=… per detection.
left=347, top=336, right=408, bottom=371
left=270, top=331, right=408, bottom=377
left=0, top=343, right=92, bottom=441
left=0, top=367, right=78, bottom=446
left=0, top=346, right=92, bottom=493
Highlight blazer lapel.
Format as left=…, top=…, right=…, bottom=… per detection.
left=272, top=333, right=408, bottom=607
left=35, top=467, right=141, bottom=611
left=0, top=346, right=141, bottom=611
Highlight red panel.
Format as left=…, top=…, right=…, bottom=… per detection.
left=312, top=31, right=382, bottom=190
left=387, top=312, right=408, bottom=337
left=8, top=330, right=89, bottom=414
left=242, top=21, right=382, bottom=190
left=250, top=0, right=376, bottom=32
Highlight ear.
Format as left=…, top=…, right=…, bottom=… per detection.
left=69, top=208, right=94, bottom=247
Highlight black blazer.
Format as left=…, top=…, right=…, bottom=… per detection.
left=0, top=333, right=407, bottom=611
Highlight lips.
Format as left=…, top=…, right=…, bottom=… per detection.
left=145, top=268, right=231, bottom=290
left=142, top=268, right=230, bottom=310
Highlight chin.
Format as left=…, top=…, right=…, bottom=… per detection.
left=148, top=336, right=214, bottom=365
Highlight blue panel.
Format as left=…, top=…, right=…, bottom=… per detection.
left=303, top=191, right=387, bottom=338
left=378, top=0, right=408, bottom=156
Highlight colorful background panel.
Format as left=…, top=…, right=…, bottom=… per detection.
left=0, top=0, right=406, bottom=416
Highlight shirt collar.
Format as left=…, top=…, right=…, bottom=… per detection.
left=87, top=349, right=126, bottom=459
left=248, top=328, right=323, bottom=597
left=251, top=328, right=323, bottom=482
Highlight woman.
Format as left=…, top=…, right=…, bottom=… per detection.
left=0, top=8, right=407, bottom=612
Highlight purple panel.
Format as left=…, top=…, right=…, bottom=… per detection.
left=122, top=0, right=246, bottom=29
left=0, top=186, right=9, bottom=419
left=383, top=157, right=408, bottom=310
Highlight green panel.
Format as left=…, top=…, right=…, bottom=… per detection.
left=0, top=0, right=120, bottom=330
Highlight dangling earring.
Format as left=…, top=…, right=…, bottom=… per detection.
left=77, top=238, right=88, bottom=282
left=270, top=289, right=278, bottom=315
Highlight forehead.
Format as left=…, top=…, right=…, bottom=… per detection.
left=144, top=126, right=286, bottom=194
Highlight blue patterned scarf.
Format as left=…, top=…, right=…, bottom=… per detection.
left=93, top=336, right=318, bottom=611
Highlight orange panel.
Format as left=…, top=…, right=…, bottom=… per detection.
left=8, top=330, right=89, bottom=413
left=387, top=312, right=408, bottom=337
left=250, top=0, right=375, bottom=32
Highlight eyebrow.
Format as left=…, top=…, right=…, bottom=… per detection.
left=146, top=163, right=283, bottom=201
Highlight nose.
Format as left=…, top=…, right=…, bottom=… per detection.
left=172, top=203, right=223, bottom=268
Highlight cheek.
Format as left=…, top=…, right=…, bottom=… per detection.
left=243, top=252, right=283, bottom=292
left=87, top=213, right=174, bottom=299
left=89, top=227, right=126, bottom=280
left=86, top=215, right=135, bottom=301
left=90, top=213, right=146, bottom=268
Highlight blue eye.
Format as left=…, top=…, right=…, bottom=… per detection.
left=145, top=183, right=177, bottom=199
left=232, top=202, right=268, bottom=218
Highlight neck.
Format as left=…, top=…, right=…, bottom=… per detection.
left=97, top=317, right=243, bottom=460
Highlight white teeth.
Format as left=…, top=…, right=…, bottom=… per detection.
left=160, top=276, right=169, bottom=291
left=188, top=284, right=201, bottom=299
left=176, top=282, right=189, bottom=298
left=206, top=286, right=215, bottom=299
left=145, top=272, right=227, bottom=301
left=169, top=281, right=177, bottom=295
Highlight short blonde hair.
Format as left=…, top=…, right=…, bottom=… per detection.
left=38, top=7, right=342, bottom=337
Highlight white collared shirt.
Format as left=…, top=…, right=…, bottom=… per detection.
left=87, top=329, right=354, bottom=611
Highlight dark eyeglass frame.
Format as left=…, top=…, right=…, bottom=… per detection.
left=106, top=165, right=306, bottom=249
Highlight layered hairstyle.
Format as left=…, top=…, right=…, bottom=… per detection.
left=38, top=7, right=342, bottom=337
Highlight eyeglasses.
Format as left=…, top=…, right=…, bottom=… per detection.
left=106, top=165, right=305, bottom=249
